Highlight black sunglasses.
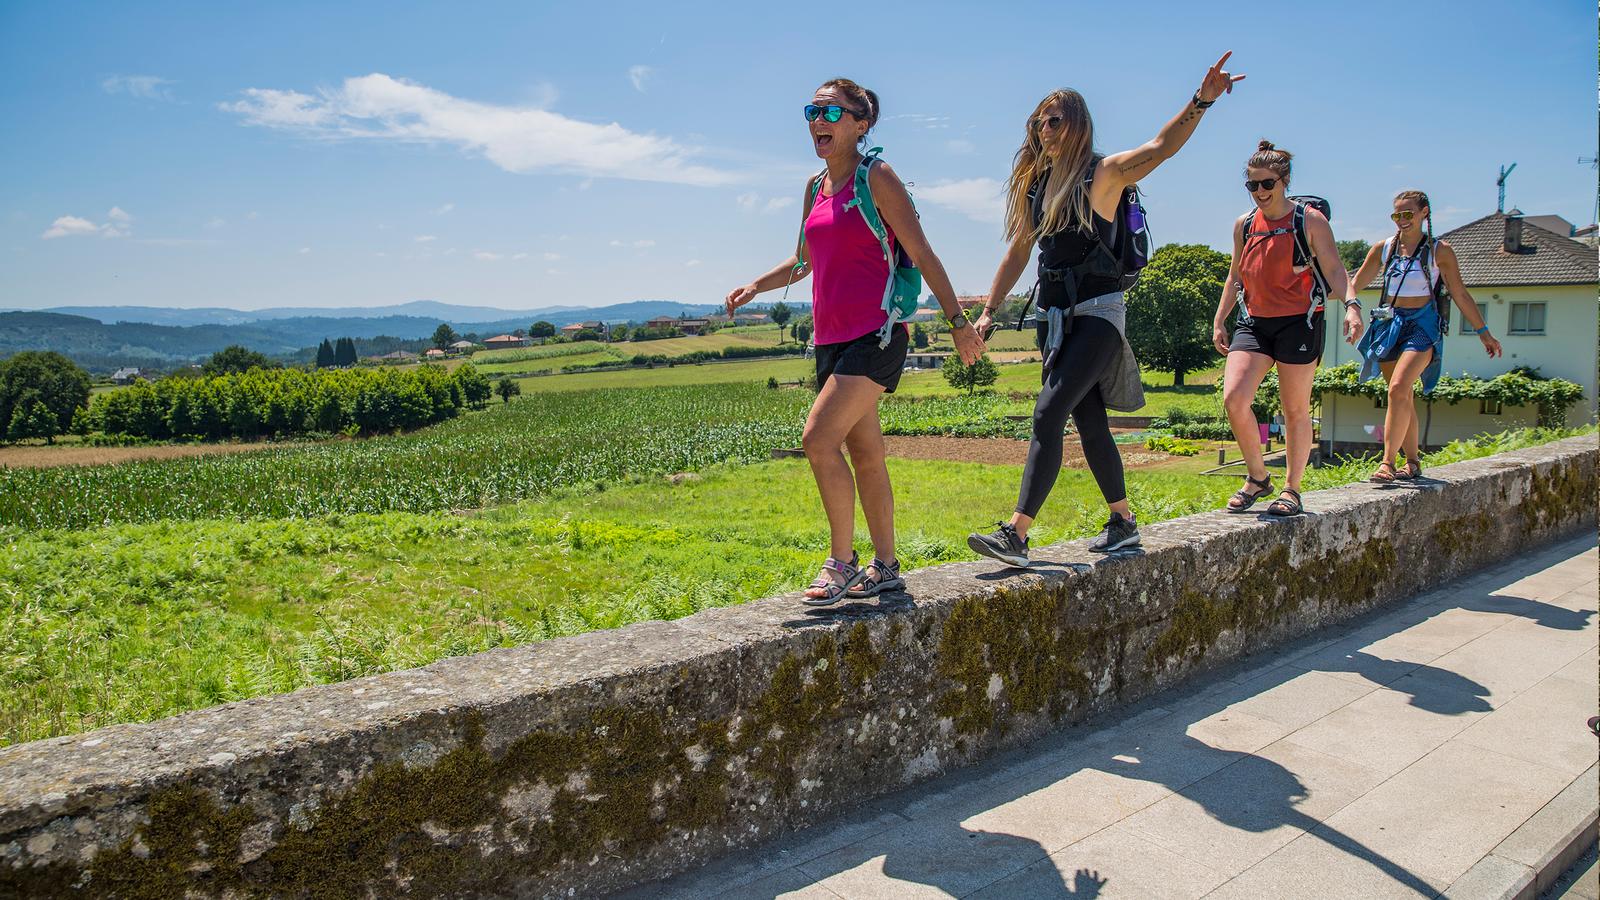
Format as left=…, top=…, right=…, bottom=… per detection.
left=804, top=104, right=863, bottom=123
left=1244, top=178, right=1281, bottom=192
left=1033, top=115, right=1065, bottom=131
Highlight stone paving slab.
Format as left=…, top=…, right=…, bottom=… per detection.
left=628, top=537, right=1598, bottom=899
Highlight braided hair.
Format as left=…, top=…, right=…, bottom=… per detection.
left=1381, top=189, right=1440, bottom=311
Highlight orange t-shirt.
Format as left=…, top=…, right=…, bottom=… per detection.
left=1238, top=209, right=1317, bottom=318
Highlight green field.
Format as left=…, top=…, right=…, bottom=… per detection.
left=516, top=357, right=813, bottom=392
left=0, top=457, right=1242, bottom=746
left=465, top=327, right=791, bottom=378
left=5, top=424, right=1583, bottom=746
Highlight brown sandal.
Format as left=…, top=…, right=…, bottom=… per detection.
left=1369, top=462, right=1398, bottom=484
left=1397, top=459, right=1422, bottom=480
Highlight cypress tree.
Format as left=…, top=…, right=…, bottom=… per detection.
left=315, top=339, right=335, bottom=368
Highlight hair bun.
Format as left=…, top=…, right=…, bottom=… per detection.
left=1257, top=139, right=1275, bottom=152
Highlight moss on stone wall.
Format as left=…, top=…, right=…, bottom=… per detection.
left=1519, top=459, right=1597, bottom=534
left=935, top=583, right=1093, bottom=738
left=8, top=626, right=893, bottom=898
left=1145, top=539, right=1398, bottom=672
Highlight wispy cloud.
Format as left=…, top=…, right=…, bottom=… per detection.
left=205, top=217, right=226, bottom=230
left=414, top=234, right=437, bottom=243
left=888, top=113, right=950, bottom=130
left=222, top=73, right=738, bottom=186
left=945, top=139, right=975, bottom=155
left=685, top=259, right=702, bottom=267
left=41, top=207, right=131, bottom=239
left=473, top=250, right=502, bottom=261
left=916, top=178, right=1005, bottom=225
left=102, top=75, right=175, bottom=102
left=609, top=239, right=655, bottom=248
left=628, top=65, right=654, bottom=92
left=433, top=202, right=454, bottom=215
left=542, top=252, right=561, bottom=261
left=298, top=247, right=311, bottom=254
left=738, top=193, right=797, bottom=215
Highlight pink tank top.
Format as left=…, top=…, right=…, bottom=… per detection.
left=805, top=178, right=895, bottom=345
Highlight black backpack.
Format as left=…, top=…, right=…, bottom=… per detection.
left=1015, top=157, right=1152, bottom=329
left=1237, top=195, right=1332, bottom=327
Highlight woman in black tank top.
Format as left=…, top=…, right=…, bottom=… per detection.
left=966, top=53, right=1244, bottom=567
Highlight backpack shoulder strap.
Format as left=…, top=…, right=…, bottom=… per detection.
left=1291, top=200, right=1330, bottom=313
left=848, top=147, right=894, bottom=260
left=793, top=169, right=826, bottom=262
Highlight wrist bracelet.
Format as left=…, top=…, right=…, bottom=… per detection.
left=1474, top=325, right=1489, bottom=335
left=1191, top=91, right=1215, bottom=110
left=1343, top=299, right=1362, bottom=310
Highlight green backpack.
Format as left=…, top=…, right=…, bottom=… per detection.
left=787, top=147, right=922, bottom=348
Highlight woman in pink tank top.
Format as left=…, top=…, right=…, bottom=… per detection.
left=726, top=77, right=986, bottom=606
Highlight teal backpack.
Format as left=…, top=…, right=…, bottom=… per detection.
left=786, top=147, right=922, bottom=348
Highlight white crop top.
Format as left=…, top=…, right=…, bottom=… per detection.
left=1381, top=238, right=1442, bottom=298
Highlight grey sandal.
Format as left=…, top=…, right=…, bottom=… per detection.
left=848, top=557, right=904, bottom=598
left=803, top=553, right=866, bottom=606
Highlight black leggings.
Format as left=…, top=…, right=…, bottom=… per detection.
left=1016, top=316, right=1127, bottom=517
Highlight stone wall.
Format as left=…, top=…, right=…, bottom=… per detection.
left=2, top=435, right=1594, bottom=898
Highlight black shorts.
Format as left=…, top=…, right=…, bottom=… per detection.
left=815, top=323, right=909, bottom=393
left=1230, top=313, right=1324, bottom=365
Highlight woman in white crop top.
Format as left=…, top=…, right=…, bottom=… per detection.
left=1347, top=190, right=1501, bottom=481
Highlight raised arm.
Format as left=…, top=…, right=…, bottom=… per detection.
left=1435, top=241, right=1502, bottom=357
left=869, top=161, right=986, bottom=364
left=1093, top=52, right=1244, bottom=211
left=1212, top=215, right=1247, bottom=354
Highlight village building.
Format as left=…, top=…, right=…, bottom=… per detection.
left=424, top=348, right=447, bottom=359
left=559, top=321, right=609, bottom=338
left=482, top=334, right=529, bottom=350
left=448, top=340, right=478, bottom=355
left=110, top=367, right=144, bottom=385
left=1320, top=211, right=1598, bottom=449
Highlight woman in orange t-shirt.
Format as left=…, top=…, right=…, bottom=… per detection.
left=1211, top=141, right=1363, bottom=516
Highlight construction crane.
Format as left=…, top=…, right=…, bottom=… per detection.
left=1496, top=162, right=1516, bottom=213
left=1582, top=157, right=1598, bottom=225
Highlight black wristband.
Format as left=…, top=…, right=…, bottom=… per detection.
left=1191, top=91, right=1215, bottom=110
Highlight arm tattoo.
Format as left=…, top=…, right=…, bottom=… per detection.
left=1116, top=149, right=1157, bottom=176
left=1176, top=106, right=1202, bottom=128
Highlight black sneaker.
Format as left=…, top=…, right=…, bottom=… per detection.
left=967, top=522, right=1030, bottom=567
left=1088, top=513, right=1140, bottom=553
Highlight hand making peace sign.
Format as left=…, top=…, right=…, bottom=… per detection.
left=1197, top=51, right=1246, bottom=104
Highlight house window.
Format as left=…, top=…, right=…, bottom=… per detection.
left=1508, top=302, right=1546, bottom=335
left=1459, top=303, right=1489, bottom=335
left=1479, top=399, right=1503, bottom=415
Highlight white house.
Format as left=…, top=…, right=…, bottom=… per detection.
left=1320, top=212, right=1598, bottom=449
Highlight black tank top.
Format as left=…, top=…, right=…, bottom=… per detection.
left=1031, top=166, right=1122, bottom=307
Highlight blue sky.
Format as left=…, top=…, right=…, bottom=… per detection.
left=2, top=0, right=1594, bottom=312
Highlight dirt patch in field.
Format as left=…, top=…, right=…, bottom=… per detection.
left=0, top=442, right=298, bottom=469
left=878, top=434, right=1168, bottom=468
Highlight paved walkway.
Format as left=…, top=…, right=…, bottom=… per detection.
left=626, top=536, right=1598, bottom=899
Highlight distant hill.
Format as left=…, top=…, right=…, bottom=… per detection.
left=0, top=300, right=809, bottom=373
left=14, top=299, right=732, bottom=329
left=0, top=311, right=447, bottom=373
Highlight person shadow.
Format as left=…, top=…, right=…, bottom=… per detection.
left=688, top=538, right=1589, bottom=899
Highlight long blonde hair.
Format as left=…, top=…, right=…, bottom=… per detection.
left=1004, top=89, right=1097, bottom=241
